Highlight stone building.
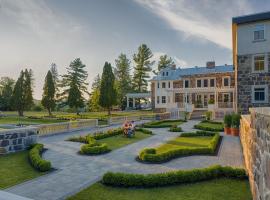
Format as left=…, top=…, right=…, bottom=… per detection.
left=233, top=12, right=270, bottom=114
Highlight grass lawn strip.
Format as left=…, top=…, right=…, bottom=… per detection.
left=67, top=178, right=251, bottom=200
left=0, top=116, right=67, bottom=125
left=0, top=151, right=46, bottom=189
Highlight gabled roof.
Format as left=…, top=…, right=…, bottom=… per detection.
left=151, top=65, right=234, bottom=81
left=233, top=11, right=270, bottom=25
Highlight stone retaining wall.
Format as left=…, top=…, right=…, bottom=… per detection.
left=0, top=127, right=38, bottom=154
left=240, top=107, right=270, bottom=200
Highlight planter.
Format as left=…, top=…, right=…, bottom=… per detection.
left=231, top=128, right=239, bottom=136
left=224, top=126, right=231, bottom=135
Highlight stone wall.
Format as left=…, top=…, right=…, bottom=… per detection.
left=0, top=127, right=38, bottom=154
left=240, top=107, right=270, bottom=200
left=237, top=54, right=270, bottom=114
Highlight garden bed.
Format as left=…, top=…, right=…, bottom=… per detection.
left=143, top=119, right=185, bottom=128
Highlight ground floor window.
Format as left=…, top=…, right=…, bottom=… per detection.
left=252, top=85, right=268, bottom=103
left=157, top=96, right=160, bottom=104
left=162, top=96, right=166, bottom=103
left=175, top=93, right=181, bottom=102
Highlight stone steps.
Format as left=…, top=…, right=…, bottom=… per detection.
left=190, top=110, right=207, bottom=119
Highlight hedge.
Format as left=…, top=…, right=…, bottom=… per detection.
left=138, top=132, right=220, bottom=163
left=134, top=127, right=153, bottom=135
left=80, top=137, right=110, bottom=155
left=143, top=120, right=185, bottom=128
left=29, top=144, right=51, bottom=172
left=194, top=121, right=224, bottom=132
left=102, top=165, right=247, bottom=188
left=169, top=126, right=182, bottom=132
left=181, top=130, right=217, bottom=137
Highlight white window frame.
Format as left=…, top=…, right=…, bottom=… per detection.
left=252, top=53, right=268, bottom=73
left=222, top=76, right=230, bottom=87
left=203, top=79, right=209, bottom=88
left=222, top=93, right=230, bottom=102
left=253, top=24, right=265, bottom=42
left=157, top=82, right=160, bottom=89
left=196, top=79, right=202, bottom=88
left=252, top=85, right=268, bottom=103
left=162, top=82, right=166, bottom=88
left=161, top=96, right=166, bottom=104
left=210, top=78, right=216, bottom=87
left=183, top=79, right=190, bottom=88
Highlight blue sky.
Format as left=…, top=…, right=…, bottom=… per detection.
left=0, top=0, right=269, bottom=99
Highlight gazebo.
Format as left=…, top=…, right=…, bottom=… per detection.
left=126, top=92, right=151, bottom=109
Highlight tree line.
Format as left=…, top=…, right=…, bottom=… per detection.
left=0, top=44, right=175, bottom=116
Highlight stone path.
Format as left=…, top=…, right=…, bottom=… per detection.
left=6, top=120, right=244, bottom=200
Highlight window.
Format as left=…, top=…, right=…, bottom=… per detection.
left=162, top=82, right=166, bottom=88
left=166, top=72, right=169, bottom=76
left=210, top=79, right=215, bottom=87
left=253, top=54, right=266, bottom=72
left=162, top=72, right=165, bottom=76
left=175, top=93, right=181, bottom=102
left=254, top=25, right=265, bottom=41
left=157, top=96, right=160, bottom=104
left=162, top=96, right=166, bottom=103
left=197, top=79, right=202, bottom=87
left=252, top=85, right=268, bottom=103
left=223, top=93, right=230, bottom=102
left=223, top=77, right=230, bottom=87
left=168, top=82, right=171, bottom=88
left=184, top=80, right=189, bottom=88
left=157, top=82, right=160, bottom=88
left=203, top=79, right=208, bottom=87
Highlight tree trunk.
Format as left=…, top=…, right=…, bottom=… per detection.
left=18, top=110, right=24, bottom=117
left=48, top=108, right=52, bottom=117
left=108, top=107, right=111, bottom=116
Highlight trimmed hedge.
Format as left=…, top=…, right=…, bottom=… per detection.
left=102, top=165, right=247, bottom=187
left=80, top=137, right=110, bottom=155
left=169, top=126, right=182, bottom=132
left=134, top=127, right=153, bottom=135
left=29, top=144, right=51, bottom=172
left=181, top=130, right=217, bottom=137
left=194, top=121, right=224, bottom=132
left=138, top=132, right=220, bottom=163
left=143, top=120, right=185, bottom=128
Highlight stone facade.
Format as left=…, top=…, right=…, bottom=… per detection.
left=237, top=54, right=270, bottom=114
left=240, top=107, right=270, bottom=200
left=0, top=127, right=38, bottom=154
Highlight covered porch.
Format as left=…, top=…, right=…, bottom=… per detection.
left=126, top=92, right=151, bottom=110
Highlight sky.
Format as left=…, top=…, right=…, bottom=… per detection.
left=0, top=0, right=269, bottom=99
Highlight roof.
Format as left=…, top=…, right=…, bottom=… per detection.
left=233, top=11, right=270, bottom=25
left=151, top=65, right=234, bottom=81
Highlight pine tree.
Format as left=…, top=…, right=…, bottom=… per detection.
left=99, top=62, right=117, bottom=115
left=0, top=77, right=15, bottom=111
left=133, top=44, right=154, bottom=93
left=12, top=71, right=25, bottom=116
left=60, top=58, right=88, bottom=114
left=88, top=74, right=101, bottom=111
left=157, top=55, right=175, bottom=71
left=41, top=70, right=55, bottom=116
left=115, top=53, right=132, bottom=110
left=24, top=69, right=34, bottom=110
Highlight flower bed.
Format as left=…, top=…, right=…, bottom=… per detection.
left=102, top=165, right=247, bottom=187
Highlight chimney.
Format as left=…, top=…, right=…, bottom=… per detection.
left=206, top=61, right=215, bottom=69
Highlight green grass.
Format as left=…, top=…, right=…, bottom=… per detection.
left=0, top=116, right=67, bottom=125
left=97, top=131, right=151, bottom=150
left=156, top=136, right=212, bottom=154
left=67, top=178, right=252, bottom=200
left=0, top=151, right=46, bottom=189
left=144, top=120, right=184, bottom=128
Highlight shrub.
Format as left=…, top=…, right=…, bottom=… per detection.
left=194, top=121, right=224, bottom=132
left=205, top=111, right=212, bottom=121
left=134, top=127, right=153, bottom=135
left=169, top=125, right=182, bottom=132
left=138, top=132, right=220, bottom=163
left=102, top=165, right=247, bottom=188
left=143, top=120, right=185, bottom=128
left=231, top=113, right=241, bottom=128
left=80, top=143, right=110, bottom=155
left=208, top=99, right=215, bottom=104
left=29, top=144, right=51, bottom=172
left=224, top=114, right=232, bottom=128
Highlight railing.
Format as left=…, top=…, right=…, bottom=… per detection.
left=217, top=102, right=233, bottom=108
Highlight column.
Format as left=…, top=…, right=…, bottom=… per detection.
left=133, top=98, right=135, bottom=108
left=126, top=96, right=129, bottom=109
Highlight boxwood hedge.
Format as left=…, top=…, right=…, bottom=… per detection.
left=102, top=165, right=247, bottom=187
left=143, top=120, right=185, bottom=128
left=29, top=143, right=51, bottom=172
left=138, top=131, right=220, bottom=163
left=194, top=121, right=224, bottom=132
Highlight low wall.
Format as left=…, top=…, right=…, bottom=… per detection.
left=240, top=107, right=270, bottom=200
left=0, top=127, right=38, bottom=154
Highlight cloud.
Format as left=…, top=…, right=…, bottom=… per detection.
left=134, top=0, right=253, bottom=49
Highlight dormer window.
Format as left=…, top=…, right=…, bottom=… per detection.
left=254, top=24, right=265, bottom=41
left=162, top=72, right=165, bottom=76
left=166, top=72, right=168, bottom=76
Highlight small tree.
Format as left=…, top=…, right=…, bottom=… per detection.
left=41, top=70, right=56, bottom=116
left=99, top=62, right=117, bottom=115
left=12, top=71, right=25, bottom=116
left=0, top=77, right=15, bottom=111
left=157, top=54, right=175, bottom=71
left=89, top=74, right=101, bottom=112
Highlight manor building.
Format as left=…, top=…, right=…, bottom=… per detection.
left=150, top=62, right=236, bottom=119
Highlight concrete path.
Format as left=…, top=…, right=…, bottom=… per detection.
left=6, top=120, right=244, bottom=200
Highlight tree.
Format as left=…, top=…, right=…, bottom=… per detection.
left=11, top=69, right=34, bottom=116
left=132, top=44, right=154, bottom=93
left=41, top=70, right=55, bottom=116
left=115, top=53, right=132, bottom=110
left=60, top=58, right=88, bottom=114
left=0, top=77, right=15, bottom=111
left=88, top=74, right=101, bottom=112
left=157, top=54, right=175, bottom=71
left=99, top=62, right=117, bottom=115
left=50, top=63, right=59, bottom=86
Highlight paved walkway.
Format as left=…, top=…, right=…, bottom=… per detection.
left=6, top=120, right=244, bottom=200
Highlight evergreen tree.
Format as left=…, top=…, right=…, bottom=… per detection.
left=24, top=69, right=34, bottom=110
left=41, top=70, right=55, bottom=116
left=0, top=77, right=15, bottom=111
left=157, top=54, right=175, bottom=71
left=115, top=53, right=132, bottom=110
left=50, top=63, right=59, bottom=85
left=132, top=44, right=154, bottom=93
left=88, top=74, right=101, bottom=111
left=60, top=58, right=88, bottom=114
left=12, top=71, right=25, bottom=116
left=99, top=62, right=117, bottom=115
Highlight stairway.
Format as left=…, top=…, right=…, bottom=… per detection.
left=190, top=110, right=207, bottom=120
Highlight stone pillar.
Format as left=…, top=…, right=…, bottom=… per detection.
left=126, top=96, right=129, bottom=109
left=133, top=98, right=135, bottom=108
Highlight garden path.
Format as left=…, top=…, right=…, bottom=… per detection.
left=6, top=120, right=244, bottom=200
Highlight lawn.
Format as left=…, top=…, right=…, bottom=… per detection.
left=143, top=120, right=184, bottom=128
left=67, top=178, right=252, bottom=200
left=0, top=116, right=67, bottom=125
left=94, top=131, right=151, bottom=150
left=0, top=151, right=46, bottom=189
left=156, top=136, right=212, bottom=154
